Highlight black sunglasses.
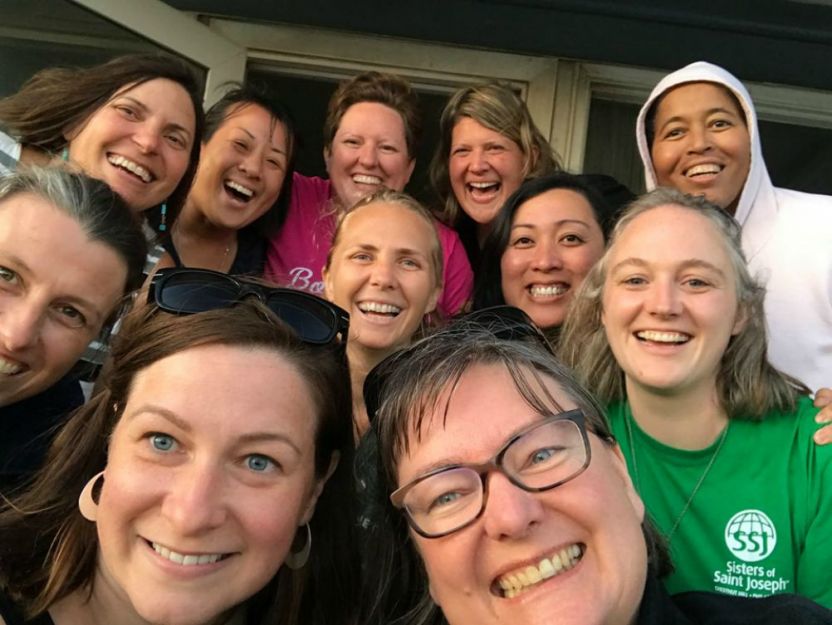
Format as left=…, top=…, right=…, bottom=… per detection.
left=363, top=305, right=551, bottom=421
left=148, top=268, right=349, bottom=346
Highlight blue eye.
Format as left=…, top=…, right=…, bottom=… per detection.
left=150, top=433, right=176, bottom=452
left=246, top=454, right=275, bottom=473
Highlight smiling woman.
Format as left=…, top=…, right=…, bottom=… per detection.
left=0, top=54, right=204, bottom=229
left=154, top=85, right=296, bottom=275
left=560, top=188, right=832, bottom=606
left=0, top=293, right=356, bottom=625
left=0, top=166, right=145, bottom=491
left=264, top=71, right=472, bottom=318
left=361, top=317, right=832, bottom=625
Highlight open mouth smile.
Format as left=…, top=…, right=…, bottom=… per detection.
left=353, top=174, right=383, bottom=186
left=357, top=301, right=402, bottom=317
left=108, top=154, right=154, bottom=183
left=224, top=179, right=255, bottom=202
left=528, top=283, right=568, bottom=299
left=149, top=540, right=233, bottom=566
left=635, top=330, right=691, bottom=344
left=684, top=163, right=723, bottom=179
left=467, top=181, right=501, bottom=199
left=0, top=355, right=26, bottom=376
left=493, top=543, right=585, bottom=599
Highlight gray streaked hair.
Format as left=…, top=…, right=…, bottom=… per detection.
left=0, top=165, right=146, bottom=294
left=559, top=187, right=808, bottom=417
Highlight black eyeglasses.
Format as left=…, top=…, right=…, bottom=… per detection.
left=391, top=410, right=591, bottom=538
left=363, top=305, right=551, bottom=421
left=148, top=268, right=349, bottom=346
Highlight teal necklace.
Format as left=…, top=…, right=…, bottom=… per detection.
left=625, top=413, right=730, bottom=542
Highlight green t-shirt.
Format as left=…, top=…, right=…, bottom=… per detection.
left=606, top=396, right=832, bottom=607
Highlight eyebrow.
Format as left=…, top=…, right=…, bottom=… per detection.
left=126, top=405, right=302, bottom=454
left=118, top=95, right=193, bottom=139
left=234, top=127, right=287, bottom=156
left=511, top=218, right=592, bottom=230
left=610, top=257, right=727, bottom=277
left=3, top=253, right=106, bottom=322
left=354, top=243, right=429, bottom=258
left=658, top=107, right=739, bottom=131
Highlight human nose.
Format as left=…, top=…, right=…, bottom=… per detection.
left=646, top=279, right=682, bottom=317
left=357, top=142, right=379, bottom=169
left=686, top=123, right=712, bottom=154
left=482, top=472, right=544, bottom=540
left=132, top=120, right=161, bottom=154
left=369, top=258, right=397, bottom=290
left=238, top=150, right=263, bottom=179
left=531, top=239, right=563, bottom=272
left=468, top=148, right=489, bottom=174
left=161, top=462, right=228, bottom=534
left=0, top=300, right=43, bottom=352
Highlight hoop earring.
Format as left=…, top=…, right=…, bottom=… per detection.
left=158, top=203, right=168, bottom=232
left=78, top=471, right=105, bottom=522
left=284, top=523, right=312, bottom=570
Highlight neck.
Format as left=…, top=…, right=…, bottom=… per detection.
left=20, top=144, right=53, bottom=166
left=50, top=581, right=148, bottom=625
left=476, top=220, right=493, bottom=248
left=172, top=198, right=238, bottom=271
left=347, top=342, right=394, bottom=440
left=625, top=377, right=729, bottom=450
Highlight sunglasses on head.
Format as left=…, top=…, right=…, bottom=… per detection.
left=363, top=305, right=552, bottom=422
left=148, top=268, right=349, bottom=346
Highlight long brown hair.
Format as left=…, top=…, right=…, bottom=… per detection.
left=0, top=53, right=205, bottom=223
left=0, top=300, right=357, bottom=625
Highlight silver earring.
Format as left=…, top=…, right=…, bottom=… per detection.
left=284, top=523, right=312, bottom=570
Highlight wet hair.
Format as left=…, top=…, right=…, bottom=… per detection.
left=473, top=172, right=610, bottom=333
left=430, top=82, right=560, bottom=234
left=359, top=320, right=671, bottom=625
left=0, top=166, right=146, bottom=301
left=644, top=81, right=747, bottom=148
left=322, top=71, right=421, bottom=159
left=559, top=187, right=809, bottom=416
left=325, top=188, right=444, bottom=291
left=0, top=53, right=205, bottom=223
left=201, top=83, right=297, bottom=235
left=0, top=300, right=357, bottom=625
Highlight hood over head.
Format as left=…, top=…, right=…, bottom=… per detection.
left=636, top=61, right=769, bottom=226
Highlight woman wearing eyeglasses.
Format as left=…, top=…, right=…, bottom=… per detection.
left=323, top=189, right=442, bottom=436
left=559, top=189, right=832, bottom=605
left=361, top=319, right=831, bottom=625
left=0, top=273, right=356, bottom=625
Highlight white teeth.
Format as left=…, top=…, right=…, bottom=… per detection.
left=686, top=163, right=722, bottom=177
left=529, top=284, right=567, bottom=297
left=225, top=180, right=254, bottom=197
left=357, top=301, right=401, bottom=315
left=353, top=174, right=382, bottom=185
left=152, top=542, right=223, bottom=566
left=0, top=356, right=23, bottom=375
left=108, top=155, right=152, bottom=182
left=469, top=181, right=498, bottom=190
left=497, top=544, right=584, bottom=599
left=636, top=330, right=690, bottom=344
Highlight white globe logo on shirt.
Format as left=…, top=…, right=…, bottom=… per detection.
left=724, top=509, right=777, bottom=562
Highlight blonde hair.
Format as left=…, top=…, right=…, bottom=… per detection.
left=325, top=188, right=444, bottom=290
left=559, top=187, right=807, bottom=417
left=430, top=82, right=560, bottom=226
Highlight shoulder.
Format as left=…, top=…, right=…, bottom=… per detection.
left=672, top=590, right=832, bottom=624
left=773, top=187, right=832, bottom=217
left=0, top=129, right=22, bottom=173
left=291, top=172, right=332, bottom=204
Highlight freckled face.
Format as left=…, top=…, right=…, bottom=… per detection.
left=95, top=344, right=329, bottom=625
left=650, top=82, right=751, bottom=213
left=66, top=78, right=196, bottom=214
left=397, top=363, right=647, bottom=625
left=500, top=189, right=604, bottom=330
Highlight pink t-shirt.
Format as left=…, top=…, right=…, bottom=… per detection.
left=264, top=172, right=473, bottom=317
